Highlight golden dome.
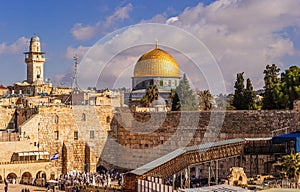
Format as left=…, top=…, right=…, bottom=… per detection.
left=134, top=47, right=180, bottom=78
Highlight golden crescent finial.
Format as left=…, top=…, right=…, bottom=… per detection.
left=156, top=39, right=158, bottom=49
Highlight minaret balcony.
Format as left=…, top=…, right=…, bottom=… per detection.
left=25, top=57, right=46, bottom=62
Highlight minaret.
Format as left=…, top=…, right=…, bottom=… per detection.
left=24, top=34, right=46, bottom=85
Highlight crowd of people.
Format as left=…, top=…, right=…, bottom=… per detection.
left=51, top=170, right=124, bottom=191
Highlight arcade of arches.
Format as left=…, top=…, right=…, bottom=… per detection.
left=0, top=162, right=53, bottom=184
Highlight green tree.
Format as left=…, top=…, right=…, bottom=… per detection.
left=280, top=66, right=300, bottom=109
left=170, top=89, right=180, bottom=111
left=280, top=153, right=300, bottom=183
left=232, top=73, right=256, bottom=110
left=172, top=74, right=198, bottom=111
left=272, top=82, right=289, bottom=109
left=244, top=78, right=256, bottom=109
left=141, top=85, right=159, bottom=107
left=232, top=72, right=246, bottom=109
left=197, top=90, right=212, bottom=110
left=262, top=64, right=280, bottom=109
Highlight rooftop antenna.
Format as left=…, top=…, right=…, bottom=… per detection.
left=72, top=54, right=80, bottom=92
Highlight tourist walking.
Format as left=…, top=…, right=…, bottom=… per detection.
left=4, top=179, right=8, bottom=192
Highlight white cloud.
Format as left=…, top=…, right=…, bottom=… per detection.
left=166, top=0, right=300, bottom=91
left=71, top=23, right=99, bottom=41
left=63, top=24, right=225, bottom=94
left=166, top=16, right=178, bottom=25
left=0, top=37, right=28, bottom=55
left=104, top=3, right=133, bottom=28
left=70, top=3, right=133, bottom=41
left=66, top=0, right=300, bottom=92
left=65, top=45, right=90, bottom=60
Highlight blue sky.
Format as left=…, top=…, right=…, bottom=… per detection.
left=0, top=0, right=299, bottom=92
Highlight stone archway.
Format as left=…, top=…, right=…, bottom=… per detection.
left=97, top=165, right=108, bottom=173
left=0, top=175, right=2, bottom=183
left=36, top=171, right=46, bottom=179
left=7, top=172, right=17, bottom=184
left=21, top=172, right=33, bottom=185
left=35, top=171, right=46, bottom=187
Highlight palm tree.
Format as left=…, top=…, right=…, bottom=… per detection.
left=281, top=153, right=300, bottom=184
left=141, top=85, right=159, bottom=107
left=197, top=90, right=213, bottom=110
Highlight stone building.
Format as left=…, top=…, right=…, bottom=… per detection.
left=0, top=85, right=9, bottom=96
left=0, top=104, right=114, bottom=182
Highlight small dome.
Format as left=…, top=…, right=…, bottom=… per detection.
left=31, top=34, right=40, bottom=42
left=134, top=47, right=180, bottom=78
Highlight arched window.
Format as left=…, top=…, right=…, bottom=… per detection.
left=90, top=130, right=94, bottom=139
left=74, top=131, right=78, bottom=140
left=55, top=115, right=59, bottom=124
left=106, top=116, right=110, bottom=123
left=82, top=113, right=86, bottom=121
left=54, top=131, right=59, bottom=140
left=160, top=80, right=163, bottom=86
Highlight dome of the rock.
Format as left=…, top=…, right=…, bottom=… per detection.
left=133, top=48, right=180, bottom=78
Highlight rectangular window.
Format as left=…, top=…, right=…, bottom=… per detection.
left=74, top=131, right=78, bottom=140
left=90, top=130, right=94, bottom=139
left=160, top=80, right=163, bottom=86
left=54, top=131, right=59, bottom=140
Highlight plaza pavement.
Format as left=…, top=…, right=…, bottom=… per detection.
left=0, top=183, right=63, bottom=192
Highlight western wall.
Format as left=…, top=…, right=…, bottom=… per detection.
left=100, top=109, right=299, bottom=170
left=0, top=105, right=299, bottom=180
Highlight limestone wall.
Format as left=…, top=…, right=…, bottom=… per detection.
left=18, top=105, right=113, bottom=173
left=3, top=105, right=299, bottom=176
left=0, top=141, right=33, bottom=162
left=101, top=110, right=300, bottom=170
left=0, top=107, right=15, bottom=130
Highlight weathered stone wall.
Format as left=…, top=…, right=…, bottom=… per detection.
left=62, top=141, right=86, bottom=174
left=294, top=100, right=300, bottom=111
left=2, top=105, right=299, bottom=178
left=0, top=141, right=34, bottom=162
left=112, top=110, right=300, bottom=146
left=18, top=105, right=113, bottom=174
left=16, top=107, right=39, bottom=131
left=0, top=106, right=38, bottom=133
left=0, top=107, right=15, bottom=130
left=101, top=110, right=300, bottom=170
